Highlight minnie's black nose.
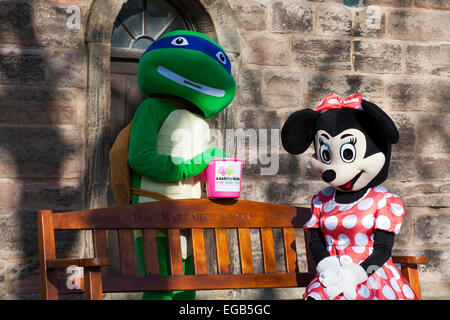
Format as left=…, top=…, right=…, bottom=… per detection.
left=322, top=170, right=336, bottom=182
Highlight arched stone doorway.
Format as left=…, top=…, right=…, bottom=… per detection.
left=82, top=0, right=241, bottom=298
left=84, top=0, right=241, bottom=211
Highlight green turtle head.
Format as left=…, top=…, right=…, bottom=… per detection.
left=137, top=30, right=236, bottom=119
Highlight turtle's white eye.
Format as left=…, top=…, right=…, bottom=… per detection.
left=216, top=51, right=226, bottom=64
left=171, top=37, right=189, bottom=46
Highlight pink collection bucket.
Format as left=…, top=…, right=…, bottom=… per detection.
left=204, top=158, right=245, bottom=199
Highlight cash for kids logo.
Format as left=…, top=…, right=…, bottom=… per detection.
left=216, top=164, right=240, bottom=185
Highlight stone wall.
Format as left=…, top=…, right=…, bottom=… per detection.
left=229, top=0, right=449, bottom=300
left=0, top=0, right=91, bottom=299
left=0, top=0, right=448, bottom=299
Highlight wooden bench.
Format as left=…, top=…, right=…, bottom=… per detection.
left=38, top=199, right=428, bottom=300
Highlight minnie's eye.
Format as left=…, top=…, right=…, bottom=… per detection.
left=340, top=143, right=356, bottom=163
left=320, top=144, right=332, bottom=164
left=171, top=37, right=189, bottom=46
left=216, top=51, right=226, bottom=64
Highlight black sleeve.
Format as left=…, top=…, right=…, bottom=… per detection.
left=360, top=230, right=395, bottom=275
left=308, top=228, right=330, bottom=265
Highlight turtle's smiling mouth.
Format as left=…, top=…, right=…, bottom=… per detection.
left=338, top=171, right=363, bottom=191
left=157, top=66, right=225, bottom=97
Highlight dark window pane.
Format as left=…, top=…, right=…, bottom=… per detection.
left=133, top=37, right=153, bottom=50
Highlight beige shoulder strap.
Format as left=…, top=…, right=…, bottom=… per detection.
left=131, top=188, right=173, bottom=201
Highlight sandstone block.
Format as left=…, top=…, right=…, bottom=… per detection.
left=0, top=125, right=83, bottom=179
left=238, top=109, right=281, bottom=130
left=317, top=4, right=352, bottom=36
left=353, top=6, right=386, bottom=38
left=0, top=49, right=44, bottom=84
left=271, top=0, right=313, bottom=33
left=0, top=1, right=35, bottom=45
left=415, top=210, right=450, bottom=245
left=46, top=50, right=86, bottom=88
left=386, top=77, right=449, bottom=113
left=243, top=33, right=291, bottom=66
left=364, top=0, right=413, bottom=6
left=389, top=156, right=418, bottom=181
left=255, top=179, right=325, bottom=206
left=416, top=113, right=450, bottom=155
left=353, top=40, right=402, bottom=74
left=414, top=0, right=450, bottom=10
left=34, top=3, right=85, bottom=48
left=416, top=156, right=450, bottom=180
left=237, top=69, right=262, bottom=106
left=263, top=69, right=301, bottom=106
left=0, top=180, right=20, bottom=215
left=22, top=182, right=82, bottom=211
left=387, top=9, right=450, bottom=41
left=293, top=37, right=351, bottom=71
left=405, top=45, right=450, bottom=76
left=231, top=0, right=266, bottom=31
left=390, top=113, right=416, bottom=155
left=0, top=86, right=81, bottom=125
left=304, top=72, right=384, bottom=105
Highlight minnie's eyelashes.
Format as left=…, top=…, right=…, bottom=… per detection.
left=349, top=137, right=357, bottom=145
left=319, top=137, right=325, bottom=145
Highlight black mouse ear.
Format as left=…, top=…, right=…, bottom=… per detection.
left=281, top=109, right=318, bottom=155
left=361, top=100, right=399, bottom=144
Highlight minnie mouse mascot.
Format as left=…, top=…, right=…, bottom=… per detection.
left=281, top=93, right=418, bottom=300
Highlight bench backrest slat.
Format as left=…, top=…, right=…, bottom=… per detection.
left=191, top=229, right=208, bottom=275
left=237, top=228, right=254, bottom=274
left=167, top=229, right=184, bottom=275
left=93, top=230, right=109, bottom=274
left=282, top=227, right=298, bottom=273
left=118, top=230, right=135, bottom=276
left=214, top=228, right=230, bottom=274
left=142, top=229, right=159, bottom=275
left=260, top=228, right=277, bottom=273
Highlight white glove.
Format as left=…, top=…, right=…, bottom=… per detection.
left=316, top=256, right=342, bottom=288
left=324, top=263, right=368, bottom=300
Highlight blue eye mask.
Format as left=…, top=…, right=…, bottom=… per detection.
left=142, top=35, right=232, bottom=74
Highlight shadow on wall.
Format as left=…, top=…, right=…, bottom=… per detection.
left=0, top=0, right=88, bottom=299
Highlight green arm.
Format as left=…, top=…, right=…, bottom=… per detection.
left=128, top=98, right=224, bottom=182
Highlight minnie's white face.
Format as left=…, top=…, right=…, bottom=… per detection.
left=310, top=128, right=386, bottom=192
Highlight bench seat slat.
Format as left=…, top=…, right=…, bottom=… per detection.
left=56, top=273, right=316, bottom=293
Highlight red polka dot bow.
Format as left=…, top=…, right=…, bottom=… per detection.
left=316, top=93, right=364, bottom=114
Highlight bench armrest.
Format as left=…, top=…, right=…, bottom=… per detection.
left=392, top=256, right=428, bottom=265
left=46, top=258, right=109, bottom=269
left=391, top=255, right=427, bottom=299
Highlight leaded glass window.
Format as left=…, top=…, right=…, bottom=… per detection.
left=111, top=0, right=192, bottom=50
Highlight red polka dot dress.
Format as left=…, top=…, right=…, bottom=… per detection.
left=303, top=185, right=418, bottom=300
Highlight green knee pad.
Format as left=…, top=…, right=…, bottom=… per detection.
left=135, top=235, right=196, bottom=300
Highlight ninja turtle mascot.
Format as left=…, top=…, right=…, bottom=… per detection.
left=129, top=30, right=236, bottom=300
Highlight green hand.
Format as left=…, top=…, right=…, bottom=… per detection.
left=182, top=147, right=225, bottom=179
